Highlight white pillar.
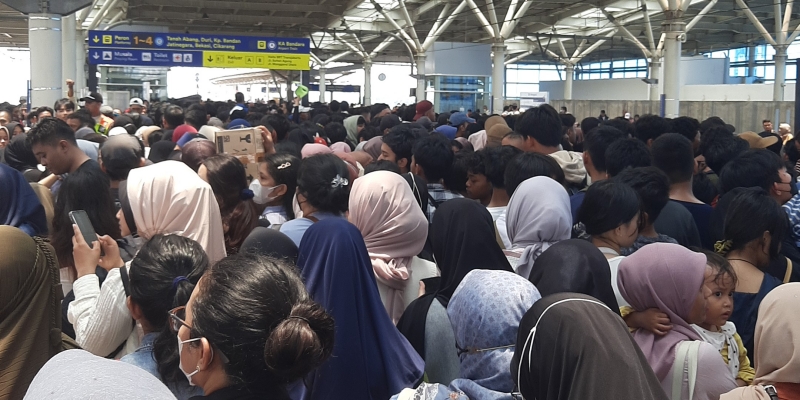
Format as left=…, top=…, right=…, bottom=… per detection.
left=30, top=14, right=62, bottom=108
left=363, top=58, right=372, bottom=106
left=75, top=33, right=86, bottom=96
left=564, top=64, right=574, bottom=100
left=491, top=42, right=506, bottom=114
left=649, top=59, right=661, bottom=101
left=747, top=44, right=756, bottom=77
left=774, top=46, right=787, bottom=101
left=318, top=67, right=327, bottom=103
left=662, top=16, right=684, bottom=117
left=61, top=14, right=76, bottom=101
left=415, top=53, right=426, bottom=102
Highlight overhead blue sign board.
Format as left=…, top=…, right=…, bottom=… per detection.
left=88, top=30, right=311, bottom=70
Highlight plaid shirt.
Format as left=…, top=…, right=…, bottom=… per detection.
left=426, top=183, right=463, bottom=222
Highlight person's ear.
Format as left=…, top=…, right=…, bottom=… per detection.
left=771, top=181, right=782, bottom=198
left=582, top=152, right=592, bottom=168
left=761, top=230, right=772, bottom=255
left=59, top=139, right=70, bottom=152
left=126, top=297, right=144, bottom=321
left=273, top=183, right=288, bottom=198
left=398, top=158, right=408, bottom=170
left=646, top=138, right=654, bottom=148
left=198, top=337, right=214, bottom=370
left=139, top=158, right=146, bottom=167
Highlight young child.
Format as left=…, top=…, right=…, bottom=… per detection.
left=622, top=249, right=754, bottom=386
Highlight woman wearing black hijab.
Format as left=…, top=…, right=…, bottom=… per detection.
left=397, top=198, right=512, bottom=384
left=528, top=239, right=620, bottom=313
left=240, top=227, right=299, bottom=264
left=511, top=293, right=668, bottom=400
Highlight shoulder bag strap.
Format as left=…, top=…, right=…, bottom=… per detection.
left=119, top=265, right=131, bottom=297
left=672, top=342, right=690, bottom=400
left=687, top=341, right=701, bottom=400
left=784, top=257, right=793, bottom=283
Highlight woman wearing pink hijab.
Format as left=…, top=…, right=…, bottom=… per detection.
left=618, top=243, right=736, bottom=400
left=301, top=143, right=333, bottom=158
left=349, top=171, right=436, bottom=323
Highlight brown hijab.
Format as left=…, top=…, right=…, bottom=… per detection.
left=0, top=226, right=68, bottom=400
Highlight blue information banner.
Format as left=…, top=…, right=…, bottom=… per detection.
left=87, top=30, right=311, bottom=70
left=88, top=30, right=310, bottom=54
left=88, top=48, right=204, bottom=67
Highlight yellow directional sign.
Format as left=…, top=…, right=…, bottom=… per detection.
left=201, top=51, right=309, bottom=70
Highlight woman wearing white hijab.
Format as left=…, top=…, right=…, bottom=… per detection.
left=69, top=160, right=226, bottom=358
left=505, top=176, right=572, bottom=279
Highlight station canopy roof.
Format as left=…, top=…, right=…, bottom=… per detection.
left=0, top=0, right=796, bottom=64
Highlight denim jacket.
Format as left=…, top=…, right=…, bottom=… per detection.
left=121, top=332, right=203, bottom=400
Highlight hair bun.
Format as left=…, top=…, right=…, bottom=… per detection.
left=263, top=300, right=335, bottom=382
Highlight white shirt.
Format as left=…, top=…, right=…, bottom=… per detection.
left=598, top=247, right=629, bottom=307
left=487, top=206, right=511, bottom=249
left=67, top=265, right=140, bottom=358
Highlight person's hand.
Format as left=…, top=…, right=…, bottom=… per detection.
left=66, top=79, right=74, bottom=87
left=72, top=224, right=101, bottom=278
left=256, top=125, right=276, bottom=155
left=293, top=97, right=301, bottom=107
left=97, top=235, right=124, bottom=271
left=418, top=281, right=426, bottom=298
left=630, top=308, right=673, bottom=336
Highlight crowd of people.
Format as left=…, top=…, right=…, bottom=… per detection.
left=2, top=89, right=800, bottom=400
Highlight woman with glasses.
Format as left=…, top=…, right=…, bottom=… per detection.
left=576, top=179, right=641, bottom=308
left=170, top=252, right=334, bottom=399
left=118, top=235, right=209, bottom=400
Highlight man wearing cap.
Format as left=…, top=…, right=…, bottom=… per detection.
left=128, top=98, right=154, bottom=126
left=413, top=100, right=435, bottom=122
left=435, top=112, right=474, bottom=140
left=81, top=92, right=114, bottom=135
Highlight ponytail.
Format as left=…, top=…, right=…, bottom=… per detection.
left=127, top=234, right=210, bottom=384
left=263, top=301, right=335, bottom=382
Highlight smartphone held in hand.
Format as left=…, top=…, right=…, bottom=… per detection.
left=69, top=210, right=99, bottom=246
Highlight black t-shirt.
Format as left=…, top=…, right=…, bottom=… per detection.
left=653, top=200, right=702, bottom=248
left=74, top=158, right=101, bottom=175
left=673, top=200, right=714, bottom=250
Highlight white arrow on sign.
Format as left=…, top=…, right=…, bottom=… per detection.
left=92, top=52, right=99, bottom=59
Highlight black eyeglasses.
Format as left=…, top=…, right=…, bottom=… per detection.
left=169, top=305, right=230, bottom=364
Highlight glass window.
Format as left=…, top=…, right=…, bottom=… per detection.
left=787, top=65, right=797, bottom=80
left=612, top=60, right=624, bottom=68
left=601, top=62, right=611, bottom=68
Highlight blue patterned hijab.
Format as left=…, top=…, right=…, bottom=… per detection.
left=0, top=163, right=47, bottom=236
left=447, top=269, right=542, bottom=399
left=296, top=218, right=424, bottom=400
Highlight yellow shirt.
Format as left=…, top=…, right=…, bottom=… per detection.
left=620, top=306, right=754, bottom=384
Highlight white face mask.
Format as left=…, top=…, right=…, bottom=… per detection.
left=177, top=336, right=202, bottom=386
left=249, top=180, right=281, bottom=205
